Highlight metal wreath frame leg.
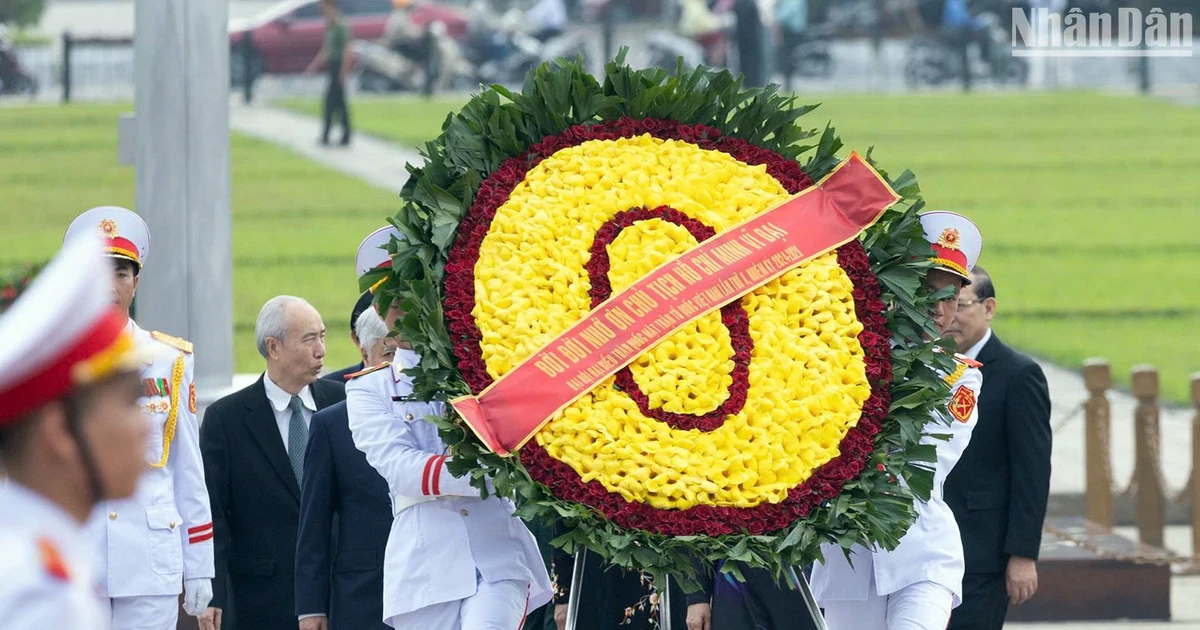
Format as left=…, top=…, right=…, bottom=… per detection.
left=564, top=550, right=678, bottom=630
left=564, top=549, right=587, bottom=630
left=787, top=565, right=830, bottom=630
left=657, top=575, right=673, bottom=630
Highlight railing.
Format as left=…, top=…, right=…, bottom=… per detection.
left=1084, top=360, right=1200, bottom=554
left=60, top=32, right=135, bottom=103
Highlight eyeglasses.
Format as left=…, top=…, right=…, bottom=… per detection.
left=957, top=299, right=984, bottom=309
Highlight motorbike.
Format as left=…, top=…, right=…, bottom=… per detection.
left=0, top=40, right=39, bottom=98
left=461, top=7, right=590, bottom=85
left=904, top=11, right=1028, bottom=88
left=778, top=22, right=836, bottom=87
left=644, top=30, right=707, bottom=71
left=355, top=20, right=470, bottom=94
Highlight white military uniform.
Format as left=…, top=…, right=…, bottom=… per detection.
left=94, top=322, right=214, bottom=629
left=65, top=206, right=213, bottom=629
left=812, top=357, right=982, bottom=630
left=346, top=349, right=553, bottom=628
left=0, top=483, right=108, bottom=630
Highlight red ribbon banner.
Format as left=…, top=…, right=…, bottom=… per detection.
left=451, top=153, right=901, bottom=456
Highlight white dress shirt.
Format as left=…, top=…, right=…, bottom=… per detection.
left=963, top=328, right=992, bottom=361
left=262, top=374, right=316, bottom=454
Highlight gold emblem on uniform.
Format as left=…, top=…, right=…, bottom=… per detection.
left=98, top=218, right=119, bottom=239
left=936, top=227, right=961, bottom=250
left=142, top=401, right=170, bottom=414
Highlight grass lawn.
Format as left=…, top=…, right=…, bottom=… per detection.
left=278, top=91, right=1200, bottom=402
left=0, top=103, right=401, bottom=373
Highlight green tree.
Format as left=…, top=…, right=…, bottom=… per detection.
left=0, top=0, right=46, bottom=28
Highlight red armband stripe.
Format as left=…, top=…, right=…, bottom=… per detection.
left=431, top=455, right=447, bottom=496
left=189, top=531, right=214, bottom=544
left=187, top=522, right=213, bottom=535
left=421, top=455, right=439, bottom=496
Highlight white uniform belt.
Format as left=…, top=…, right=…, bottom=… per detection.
left=390, top=492, right=437, bottom=516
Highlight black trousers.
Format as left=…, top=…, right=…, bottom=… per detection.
left=322, top=63, right=350, bottom=144
left=948, top=572, right=1009, bottom=630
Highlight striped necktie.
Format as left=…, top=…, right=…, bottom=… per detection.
left=287, top=395, right=308, bottom=484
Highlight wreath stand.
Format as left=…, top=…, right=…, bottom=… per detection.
left=563, top=551, right=828, bottom=630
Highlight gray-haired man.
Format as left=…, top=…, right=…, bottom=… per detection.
left=199, top=296, right=346, bottom=630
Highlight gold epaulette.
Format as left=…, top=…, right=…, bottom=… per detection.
left=346, top=362, right=390, bottom=380
left=954, top=353, right=982, bottom=368
left=150, top=331, right=193, bottom=354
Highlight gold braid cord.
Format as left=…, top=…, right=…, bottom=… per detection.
left=148, top=353, right=185, bottom=468
left=943, top=362, right=967, bottom=387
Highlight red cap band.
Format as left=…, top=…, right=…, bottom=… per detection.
left=0, top=308, right=129, bottom=425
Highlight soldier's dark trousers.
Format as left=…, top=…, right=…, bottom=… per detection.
left=321, top=64, right=350, bottom=146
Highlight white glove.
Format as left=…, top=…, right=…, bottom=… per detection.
left=183, top=578, right=213, bottom=616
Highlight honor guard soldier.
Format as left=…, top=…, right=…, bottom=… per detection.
left=345, top=227, right=553, bottom=628
left=64, top=207, right=215, bottom=629
left=0, top=234, right=156, bottom=629
left=812, top=211, right=985, bottom=630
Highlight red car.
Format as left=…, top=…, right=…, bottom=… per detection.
left=229, top=0, right=469, bottom=83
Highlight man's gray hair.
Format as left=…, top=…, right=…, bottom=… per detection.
left=354, top=307, right=390, bottom=352
left=255, top=295, right=310, bottom=358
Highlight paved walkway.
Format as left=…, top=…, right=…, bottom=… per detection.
left=229, top=102, right=422, bottom=194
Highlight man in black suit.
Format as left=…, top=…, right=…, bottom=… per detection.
left=295, top=308, right=397, bottom=630
left=322, top=291, right=373, bottom=383
left=945, top=267, right=1052, bottom=629
left=198, top=296, right=346, bottom=630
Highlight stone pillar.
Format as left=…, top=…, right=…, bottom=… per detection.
left=133, top=0, right=233, bottom=409
left=1083, top=359, right=1113, bottom=529
left=1132, top=365, right=1165, bottom=548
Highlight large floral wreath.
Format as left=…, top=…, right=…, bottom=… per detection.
left=367, top=55, right=958, bottom=586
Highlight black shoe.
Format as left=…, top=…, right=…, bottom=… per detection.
left=339, top=137, right=351, bottom=147
left=319, top=137, right=331, bottom=146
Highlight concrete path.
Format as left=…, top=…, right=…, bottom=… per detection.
left=229, top=102, right=422, bottom=194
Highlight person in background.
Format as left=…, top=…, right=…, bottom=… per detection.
left=64, top=207, right=214, bottom=630
left=305, top=0, right=354, bottom=147
left=323, top=291, right=374, bottom=382
left=199, top=296, right=346, bottom=630
left=774, top=0, right=807, bottom=89
left=679, top=0, right=732, bottom=66
left=945, top=266, right=1052, bottom=629
left=0, top=234, right=151, bottom=629
left=732, top=0, right=766, bottom=85
left=811, top=211, right=985, bottom=629
left=296, top=309, right=397, bottom=630
left=527, top=0, right=568, bottom=41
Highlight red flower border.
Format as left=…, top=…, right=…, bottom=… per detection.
left=589, top=206, right=750, bottom=432
left=442, top=117, right=893, bottom=536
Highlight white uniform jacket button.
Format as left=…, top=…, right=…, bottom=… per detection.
left=169, top=521, right=176, bottom=530
left=460, top=509, right=470, bottom=517
left=108, top=512, right=118, bottom=521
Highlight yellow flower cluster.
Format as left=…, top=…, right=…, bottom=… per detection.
left=609, top=219, right=735, bottom=414
left=472, top=134, right=871, bottom=509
